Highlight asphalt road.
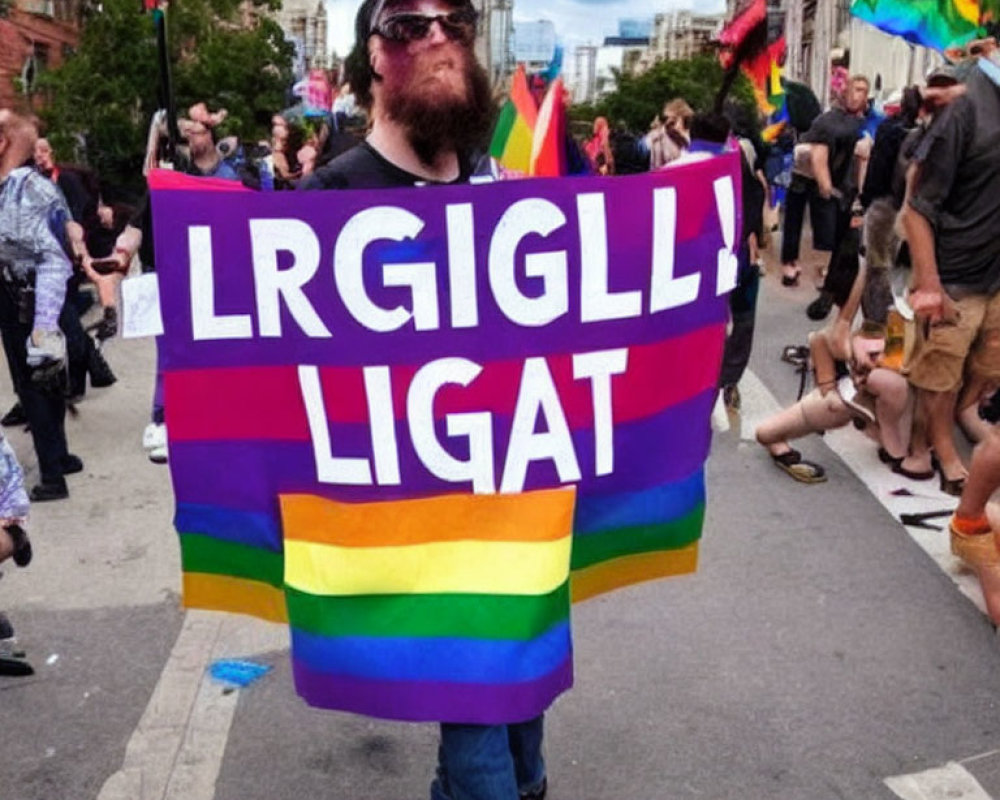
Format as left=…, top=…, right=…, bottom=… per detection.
left=2, top=253, right=1000, bottom=800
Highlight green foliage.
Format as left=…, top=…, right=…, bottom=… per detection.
left=36, top=0, right=294, bottom=197
left=569, top=54, right=759, bottom=135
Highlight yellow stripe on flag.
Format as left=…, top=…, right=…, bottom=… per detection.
left=281, top=487, right=576, bottom=547
left=955, top=0, right=980, bottom=24
left=183, top=572, right=288, bottom=623
left=501, top=115, right=535, bottom=174
left=285, top=536, right=573, bottom=597
left=571, top=542, right=699, bottom=603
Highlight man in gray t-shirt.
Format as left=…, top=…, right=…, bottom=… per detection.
left=904, top=61, right=1000, bottom=493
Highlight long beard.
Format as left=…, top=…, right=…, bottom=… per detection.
left=383, top=48, right=494, bottom=166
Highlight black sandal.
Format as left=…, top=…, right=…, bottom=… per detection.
left=877, top=448, right=904, bottom=470
left=892, top=461, right=935, bottom=481
left=770, top=449, right=827, bottom=484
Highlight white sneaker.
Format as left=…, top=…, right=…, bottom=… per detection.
left=142, top=422, right=167, bottom=451
left=148, top=442, right=168, bottom=464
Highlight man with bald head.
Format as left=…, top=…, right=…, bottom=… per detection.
left=0, top=110, right=79, bottom=501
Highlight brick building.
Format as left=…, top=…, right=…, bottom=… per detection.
left=0, top=0, right=82, bottom=110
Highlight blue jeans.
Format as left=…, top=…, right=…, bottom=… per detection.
left=430, top=715, right=546, bottom=800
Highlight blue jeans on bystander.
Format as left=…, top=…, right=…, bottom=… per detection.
left=430, top=715, right=546, bottom=800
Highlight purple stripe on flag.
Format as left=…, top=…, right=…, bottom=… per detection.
left=168, top=390, right=714, bottom=512
left=153, top=162, right=735, bottom=372
left=292, top=653, right=574, bottom=724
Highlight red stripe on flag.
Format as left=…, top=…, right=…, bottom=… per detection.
left=164, top=324, right=725, bottom=442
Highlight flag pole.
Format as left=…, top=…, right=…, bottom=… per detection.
left=151, top=0, right=180, bottom=164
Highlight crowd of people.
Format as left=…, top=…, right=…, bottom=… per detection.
left=746, top=41, right=1000, bottom=633
left=5, top=0, right=1000, bottom=793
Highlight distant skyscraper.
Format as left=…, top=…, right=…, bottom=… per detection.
left=487, top=0, right=514, bottom=85
left=619, top=18, right=653, bottom=40
left=513, top=19, right=557, bottom=69
left=572, top=44, right=598, bottom=103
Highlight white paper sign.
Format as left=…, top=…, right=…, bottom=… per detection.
left=121, top=273, right=164, bottom=338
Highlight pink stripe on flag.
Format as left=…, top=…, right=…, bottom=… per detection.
left=165, top=324, right=724, bottom=442
left=148, top=169, right=251, bottom=192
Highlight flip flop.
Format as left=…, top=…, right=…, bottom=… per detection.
left=771, top=449, right=827, bottom=484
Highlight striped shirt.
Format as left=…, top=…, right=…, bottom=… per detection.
left=0, top=166, right=72, bottom=330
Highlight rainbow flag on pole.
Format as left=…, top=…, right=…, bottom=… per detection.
left=151, top=153, right=740, bottom=723
left=850, top=0, right=998, bottom=51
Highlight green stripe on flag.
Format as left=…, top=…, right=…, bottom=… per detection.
left=286, top=580, right=570, bottom=641
left=571, top=506, right=705, bottom=571
left=490, top=101, right=518, bottom=158
left=180, top=533, right=284, bottom=588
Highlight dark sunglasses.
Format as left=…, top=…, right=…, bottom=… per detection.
left=372, top=9, right=479, bottom=45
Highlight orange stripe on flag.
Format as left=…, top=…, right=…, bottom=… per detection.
left=510, top=64, right=538, bottom=130
left=281, top=488, right=576, bottom=548
left=570, top=543, right=699, bottom=603
left=183, top=572, right=289, bottom=623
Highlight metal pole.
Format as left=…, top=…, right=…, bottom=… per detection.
left=153, top=4, right=179, bottom=164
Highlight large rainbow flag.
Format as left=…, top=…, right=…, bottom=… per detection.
left=850, top=0, right=1000, bottom=51
left=151, top=156, right=740, bottom=723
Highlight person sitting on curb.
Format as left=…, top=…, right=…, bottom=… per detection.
left=756, top=320, right=911, bottom=483
left=756, top=246, right=913, bottom=482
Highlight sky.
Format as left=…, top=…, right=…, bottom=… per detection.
left=324, top=0, right=727, bottom=59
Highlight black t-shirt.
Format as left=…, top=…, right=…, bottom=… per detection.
left=802, top=107, right=864, bottom=193
left=909, top=66, right=1000, bottom=292
left=300, top=142, right=475, bottom=190
left=860, top=115, right=913, bottom=209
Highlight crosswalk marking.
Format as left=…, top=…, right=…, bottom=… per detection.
left=885, top=761, right=994, bottom=800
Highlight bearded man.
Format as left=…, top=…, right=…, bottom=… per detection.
left=300, top=3, right=546, bottom=799
left=301, top=0, right=492, bottom=191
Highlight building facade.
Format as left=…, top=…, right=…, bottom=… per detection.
left=571, top=44, right=597, bottom=103
left=0, top=0, right=81, bottom=109
left=648, top=9, right=723, bottom=64
left=272, top=0, right=327, bottom=71
left=782, top=0, right=940, bottom=106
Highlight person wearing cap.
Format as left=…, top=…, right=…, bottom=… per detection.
left=900, top=52, right=1000, bottom=497
left=301, top=3, right=544, bottom=800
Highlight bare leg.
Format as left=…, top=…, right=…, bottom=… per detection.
left=956, top=430, right=1000, bottom=519
left=950, top=431, right=1000, bottom=622
left=956, top=376, right=996, bottom=444
left=900, top=392, right=933, bottom=475
left=755, top=388, right=853, bottom=454
left=865, top=368, right=912, bottom=460
left=925, top=389, right=966, bottom=482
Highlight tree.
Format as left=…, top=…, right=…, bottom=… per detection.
left=570, top=54, right=759, bottom=135
left=36, top=0, right=294, bottom=198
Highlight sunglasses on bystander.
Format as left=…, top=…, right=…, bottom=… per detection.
left=371, top=8, right=478, bottom=45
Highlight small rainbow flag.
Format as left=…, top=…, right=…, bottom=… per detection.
left=489, top=65, right=538, bottom=175
left=850, top=0, right=997, bottom=51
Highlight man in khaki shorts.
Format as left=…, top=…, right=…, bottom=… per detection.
left=903, top=58, right=1000, bottom=494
